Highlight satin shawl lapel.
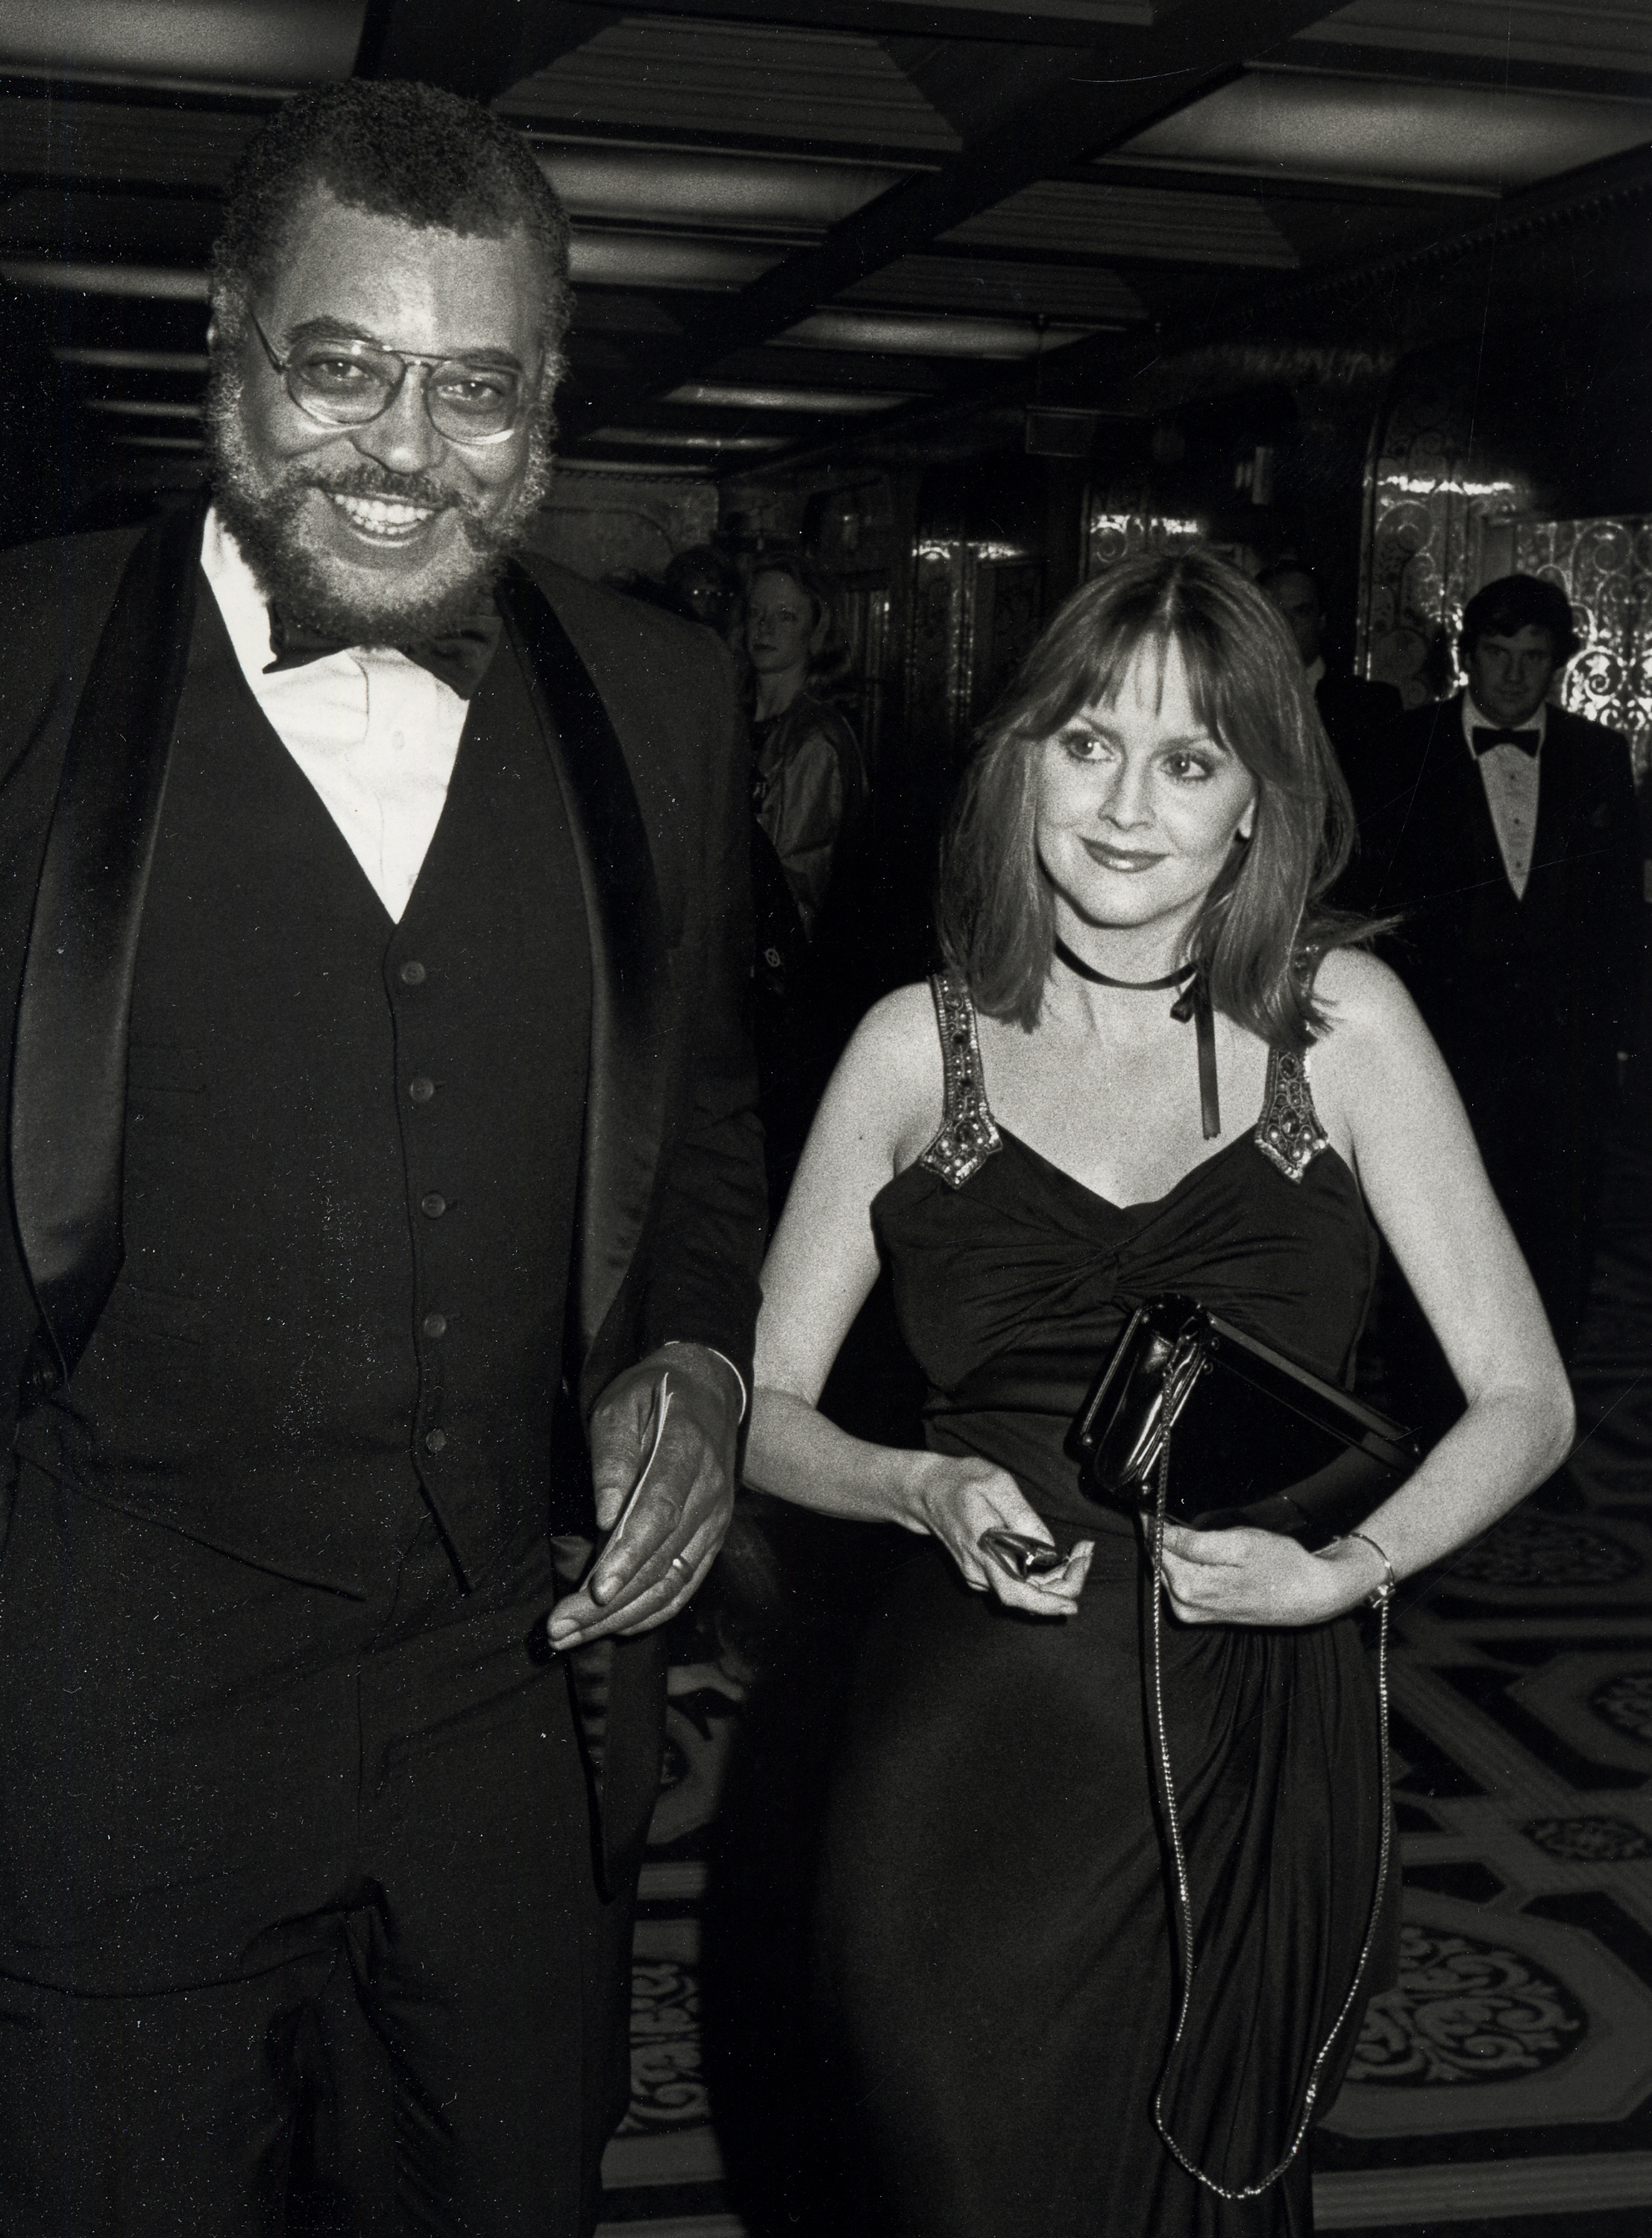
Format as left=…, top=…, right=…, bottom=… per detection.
left=12, top=504, right=202, bottom=1378
left=500, top=566, right=674, bottom=1899
left=497, top=565, right=671, bottom=1404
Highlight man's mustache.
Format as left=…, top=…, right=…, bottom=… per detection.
left=293, top=464, right=468, bottom=514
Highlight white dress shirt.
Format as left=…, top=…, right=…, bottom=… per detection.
left=1462, top=689, right=1546, bottom=903
left=200, top=510, right=468, bottom=923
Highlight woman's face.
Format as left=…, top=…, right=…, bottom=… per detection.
left=746, top=570, right=819, bottom=679
left=1034, top=637, right=1257, bottom=944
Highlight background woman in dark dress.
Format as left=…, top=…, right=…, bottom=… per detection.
left=743, top=553, right=1573, bottom=2237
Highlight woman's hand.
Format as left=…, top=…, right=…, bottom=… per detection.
left=1158, top=1523, right=1387, bottom=1628
left=903, top=1450, right=1094, bottom=1617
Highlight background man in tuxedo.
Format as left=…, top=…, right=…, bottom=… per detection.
left=1361, top=574, right=1642, bottom=1412
left=1257, top=560, right=1401, bottom=812
left=0, top=81, right=763, bottom=2236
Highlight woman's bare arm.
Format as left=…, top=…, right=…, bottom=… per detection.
left=747, top=985, right=1094, bottom=1614
left=1160, top=949, right=1573, bottom=1624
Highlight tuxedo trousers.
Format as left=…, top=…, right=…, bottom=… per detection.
left=0, top=1460, right=634, bottom=2238
left=1435, top=989, right=1614, bottom=1364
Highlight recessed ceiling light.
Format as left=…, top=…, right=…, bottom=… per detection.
left=4, top=261, right=208, bottom=301
left=84, top=398, right=203, bottom=419
left=665, top=383, right=914, bottom=413
left=54, top=347, right=211, bottom=373
left=541, top=148, right=907, bottom=233
left=570, top=235, right=778, bottom=290
left=776, top=310, right=1095, bottom=358
left=590, top=429, right=791, bottom=451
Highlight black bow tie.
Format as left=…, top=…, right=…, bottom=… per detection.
left=264, top=601, right=502, bottom=700
left=1472, top=724, right=1541, bottom=759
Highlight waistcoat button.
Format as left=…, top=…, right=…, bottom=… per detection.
left=423, top=1313, right=447, bottom=1339
left=421, top=1192, right=447, bottom=1218
left=409, top=1076, right=435, bottom=1103
left=424, top=1428, right=447, bottom=1452
left=399, top=960, right=427, bottom=986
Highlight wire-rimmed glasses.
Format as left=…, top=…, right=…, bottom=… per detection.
left=245, top=304, right=530, bottom=447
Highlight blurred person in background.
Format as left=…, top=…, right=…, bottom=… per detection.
left=1258, top=559, right=1401, bottom=826
left=665, top=540, right=745, bottom=653
left=745, top=551, right=872, bottom=1206
left=1363, top=574, right=1642, bottom=1405
left=747, top=551, right=867, bottom=944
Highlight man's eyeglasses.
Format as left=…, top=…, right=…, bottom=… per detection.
left=246, top=304, right=529, bottom=447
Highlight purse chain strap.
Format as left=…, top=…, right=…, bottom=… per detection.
left=1146, top=1438, right=1394, bottom=2201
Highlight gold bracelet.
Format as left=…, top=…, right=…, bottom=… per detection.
left=1336, top=1529, right=1397, bottom=1608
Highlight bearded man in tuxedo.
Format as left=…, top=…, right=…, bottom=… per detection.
left=0, top=81, right=762, bottom=2237
left=1362, top=574, right=1642, bottom=1388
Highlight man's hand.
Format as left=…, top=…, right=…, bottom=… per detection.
left=545, top=1345, right=741, bottom=1651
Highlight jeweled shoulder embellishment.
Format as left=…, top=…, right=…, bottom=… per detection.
left=1254, top=1047, right=1329, bottom=1183
left=917, top=973, right=1002, bottom=1189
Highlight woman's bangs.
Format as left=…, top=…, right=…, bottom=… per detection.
left=1017, top=598, right=1172, bottom=744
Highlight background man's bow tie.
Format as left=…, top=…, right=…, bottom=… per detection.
left=1472, top=724, right=1541, bottom=758
left=264, top=601, right=502, bottom=700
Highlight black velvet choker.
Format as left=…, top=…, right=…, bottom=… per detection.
left=1052, top=936, right=1220, bottom=1141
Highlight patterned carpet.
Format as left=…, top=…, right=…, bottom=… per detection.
left=596, top=1088, right=1652, bottom=2238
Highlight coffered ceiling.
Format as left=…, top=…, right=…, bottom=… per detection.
left=1, top=0, right=1648, bottom=484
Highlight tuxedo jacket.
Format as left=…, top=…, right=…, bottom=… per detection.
left=1359, top=692, right=1643, bottom=1066
left=0, top=501, right=766, bottom=1890
left=1316, top=670, right=1402, bottom=747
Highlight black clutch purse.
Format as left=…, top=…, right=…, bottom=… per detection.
left=1071, top=1293, right=1418, bottom=1541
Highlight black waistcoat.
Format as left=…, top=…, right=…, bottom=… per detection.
left=16, top=589, right=591, bottom=1598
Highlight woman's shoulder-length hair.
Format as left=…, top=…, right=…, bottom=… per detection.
left=934, top=548, right=1369, bottom=1051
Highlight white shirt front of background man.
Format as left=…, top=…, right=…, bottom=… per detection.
left=1461, top=686, right=1545, bottom=902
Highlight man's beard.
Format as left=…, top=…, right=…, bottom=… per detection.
left=205, top=357, right=556, bottom=644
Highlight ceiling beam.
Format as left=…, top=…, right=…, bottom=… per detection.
left=762, top=139, right=1652, bottom=477
left=560, top=0, right=1346, bottom=442
left=352, top=0, right=612, bottom=101
left=1273, top=38, right=1652, bottom=107
left=503, top=0, right=1166, bottom=53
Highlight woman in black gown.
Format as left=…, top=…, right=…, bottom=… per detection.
left=743, top=553, right=1573, bottom=2237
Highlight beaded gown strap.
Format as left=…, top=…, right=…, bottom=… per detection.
left=1252, top=1046, right=1331, bottom=1182
left=917, top=972, right=1003, bottom=1188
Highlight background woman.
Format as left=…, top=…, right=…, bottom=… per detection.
left=746, top=551, right=873, bottom=1207
left=746, top=551, right=867, bottom=943
left=743, top=552, right=1571, bottom=2236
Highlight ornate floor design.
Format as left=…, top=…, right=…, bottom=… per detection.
left=599, top=1099, right=1652, bottom=2237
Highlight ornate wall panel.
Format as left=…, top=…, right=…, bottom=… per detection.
left=972, top=559, right=1046, bottom=723
left=1359, top=366, right=1536, bottom=710
left=1084, top=509, right=1204, bottom=578
left=904, top=539, right=1049, bottom=764
left=1362, top=362, right=1652, bottom=776
left=1509, top=515, right=1652, bottom=782
left=905, top=537, right=970, bottom=762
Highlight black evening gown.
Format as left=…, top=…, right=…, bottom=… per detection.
left=814, top=976, right=1398, bottom=2238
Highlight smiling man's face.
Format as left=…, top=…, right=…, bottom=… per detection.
left=208, top=185, right=557, bottom=641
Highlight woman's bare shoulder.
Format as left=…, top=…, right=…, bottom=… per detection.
left=829, top=981, right=949, bottom=1166
left=1310, top=944, right=1424, bottom=1047
left=1308, top=944, right=1451, bottom=1129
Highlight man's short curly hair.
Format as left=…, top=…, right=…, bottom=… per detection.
left=210, top=80, right=572, bottom=357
